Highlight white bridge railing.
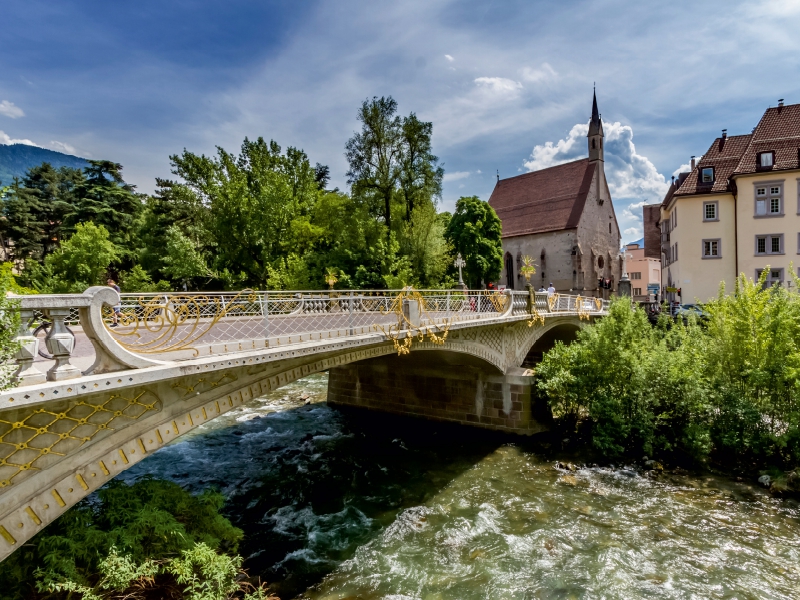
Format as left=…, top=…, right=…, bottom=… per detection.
left=7, top=288, right=608, bottom=388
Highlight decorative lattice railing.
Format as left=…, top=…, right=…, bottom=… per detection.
left=6, top=287, right=608, bottom=387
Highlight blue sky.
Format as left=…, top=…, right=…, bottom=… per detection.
left=2, top=0, right=799, bottom=243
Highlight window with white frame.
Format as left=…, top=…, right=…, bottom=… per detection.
left=702, top=239, right=721, bottom=258
left=703, top=201, right=718, bottom=221
left=759, top=152, right=774, bottom=168
left=755, top=234, right=783, bottom=255
left=755, top=183, right=783, bottom=216
left=701, top=167, right=714, bottom=183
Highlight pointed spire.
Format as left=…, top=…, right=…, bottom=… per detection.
left=588, top=88, right=603, bottom=137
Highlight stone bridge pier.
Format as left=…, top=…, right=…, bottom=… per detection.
left=328, top=318, right=583, bottom=435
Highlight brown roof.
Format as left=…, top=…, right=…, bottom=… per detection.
left=675, top=134, right=751, bottom=196
left=733, top=103, right=800, bottom=175
left=488, top=159, right=595, bottom=238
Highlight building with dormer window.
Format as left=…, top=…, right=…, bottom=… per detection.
left=660, top=100, right=800, bottom=304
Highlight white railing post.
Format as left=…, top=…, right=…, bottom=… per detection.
left=348, top=291, right=354, bottom=335
left=268, top=292, right=269, bottom=338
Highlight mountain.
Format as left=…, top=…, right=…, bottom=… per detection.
left=0, top=144, right=90, bottom=186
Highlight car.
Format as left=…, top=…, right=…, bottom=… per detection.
left=673, top=303, right=708, bottom=321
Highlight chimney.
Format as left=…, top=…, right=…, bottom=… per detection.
left=778, top=98, right=784, bottom=107
left=721, top=129, right=727, bottom=139
left=691, top=156, right=696, bottom=170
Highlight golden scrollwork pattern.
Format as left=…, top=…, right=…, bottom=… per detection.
left=103, top=290, right=260, bottom=355
left=0, top=391, right=161, bottom=488
left=378, top=287, right=452, bottom=356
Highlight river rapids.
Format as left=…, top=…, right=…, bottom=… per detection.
left=120, top=374, right=800, bottom=599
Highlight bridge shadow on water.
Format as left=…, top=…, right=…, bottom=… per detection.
left=118, top=374, right=532, bottom=599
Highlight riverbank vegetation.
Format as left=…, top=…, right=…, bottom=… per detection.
left=536, top=271, right=800, bottom=475
left=0, top=478, right=276, bottom=600
left=0, top=97, right=502, bottom=294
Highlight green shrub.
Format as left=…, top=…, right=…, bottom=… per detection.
left=0, top=478, right=248, bottom=599
left=536, top=272, right=800, bottom=469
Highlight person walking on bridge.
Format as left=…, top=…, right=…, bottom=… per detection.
left=547, top=282, right=556, bottom=298
left=107, top=278, right=121, bottom=327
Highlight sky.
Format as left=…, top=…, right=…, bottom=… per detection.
left=1, top=0, right=800, bottom=244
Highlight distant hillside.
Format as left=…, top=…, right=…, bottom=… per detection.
left=0, top=144, right=90, bottom=186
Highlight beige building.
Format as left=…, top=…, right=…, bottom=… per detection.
left=489, top=92, right=622, bottom=296
left=623, top=242, right=660, bottom=300
left=660, top=100, right=800, bottom=304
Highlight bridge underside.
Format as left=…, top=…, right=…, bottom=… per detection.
left=328, top=351, right=551, bottom=435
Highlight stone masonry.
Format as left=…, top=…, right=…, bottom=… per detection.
left=327, top=359, right=551, bottom=435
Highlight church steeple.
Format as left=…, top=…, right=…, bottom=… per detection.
left=588, top=88, right=604, bottom=162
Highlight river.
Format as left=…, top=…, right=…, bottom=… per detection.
left=120, top=374, right=800, bottom=599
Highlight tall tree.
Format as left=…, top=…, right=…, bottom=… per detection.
left=168, top=137, right=320, bottom=286
left=398, top=113, right=443, bottom=222
left=0, top=163, right=83, bottom=261
left=65, top=160, right=143, bottom=262
left=345, top=96, right=403, bottom=234
left=445, top=196, right=503, bottom=288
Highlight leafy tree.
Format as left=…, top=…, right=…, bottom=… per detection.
left=445, top=196, right=502, bottom=288
left=168, top=138, right=319, bottom=286
left=137, top=179, right=213, bottom=281
left=43, top=222, right=118, bottom=293
left=345, top=96, right=403, bottom=234
left=314, top=162, right=331, bottom=190
left=398, top=113, right=443, bottom=222
left=65, top=161, right=143, bottom=262
left=119, top=265, right=171, bottom=293
left=161, top=226, right=211, bottom=290
left=0, top=163, right=83, bottom=261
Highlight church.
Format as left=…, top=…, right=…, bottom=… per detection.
left=488, top=93, right=622, bottom=296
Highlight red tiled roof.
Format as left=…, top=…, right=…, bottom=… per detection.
left=488, top=159, right=595, bottom=238
left=674, top=134, right=751, bottom=196
left=734, top=103, right=800, bottom=175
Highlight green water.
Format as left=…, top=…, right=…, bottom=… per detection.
left=123, top=374, right=800, bottom=599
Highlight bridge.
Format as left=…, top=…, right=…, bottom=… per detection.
left=0, top=286, right=607, bottom=560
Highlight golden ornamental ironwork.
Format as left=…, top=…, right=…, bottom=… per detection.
left=575, top=295, right=591, bottom=321
left=0, top=391, right=160, bottom=488
left=378, top=287, right=452, bottom=356
left=104, top=290, right=260, bottom=355
left=548, top=293, right=559, bottom=312
left=487, top=290, right=509, bottom=313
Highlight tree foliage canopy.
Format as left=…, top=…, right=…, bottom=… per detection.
left=445, top=196, right=503, bottom=288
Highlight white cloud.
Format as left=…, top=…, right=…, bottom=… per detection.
left=0, top=101, right=24, bottom=119
left=524, top=120, right=669, bottom=203
left=49, top=140, right=77, bottom=154
left=443, top=170, right=470, bottom=182
left=473, top=77, right=523, bottom=96
left=520, top=63, right=557, bottom=83
left=672, top=156, right=702, bottom=178
left=475, top=169, right=482, bottom=174
left=0, top=130, right=37, bottom=146
left=444, top=54, right=454, bottom=62
left=523, top=120, right=670, bottom=246
left=523, top=123, right=588, bottom=172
